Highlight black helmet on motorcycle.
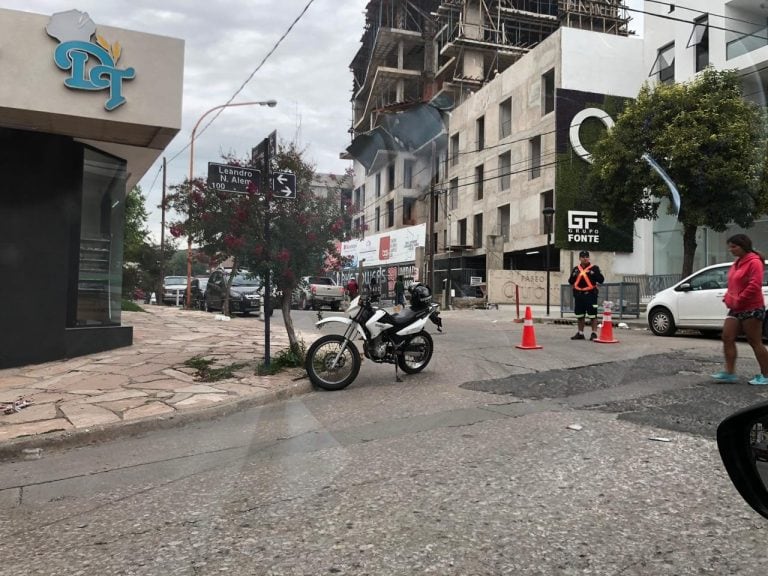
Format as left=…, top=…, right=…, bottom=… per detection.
left=409, top=283, right=432, bottom=309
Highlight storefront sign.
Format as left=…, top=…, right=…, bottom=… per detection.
left=47, top=10, right=135, bottom=111
left=567, top=210, right=600, bottom=244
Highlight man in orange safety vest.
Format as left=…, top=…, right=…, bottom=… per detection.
left=568, top=250, right=604, bottom=340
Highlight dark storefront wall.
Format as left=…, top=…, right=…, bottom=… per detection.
left=0, top=128, right=132, bottom=368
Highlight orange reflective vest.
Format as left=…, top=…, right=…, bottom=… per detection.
left=573, top=264, right=596, bottom=292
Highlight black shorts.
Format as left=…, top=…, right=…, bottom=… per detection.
left=573, top=291, right=598, bottom=318
left=727, top=308, right=765, bottom=321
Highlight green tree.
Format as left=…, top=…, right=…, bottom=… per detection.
left=588, top=68, right=768, bottom=276
left=122, top=186, right=150, bottom=297
left=124, top=186, right=150, bottom=263
left=166, top=142, right=352, bottom=353
left=241, top=143, right=353, bottom=352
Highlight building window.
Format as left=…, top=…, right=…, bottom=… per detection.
left=387, top=163, right=395, bottom=192
left=473, top=213, right=483, bottom=248
left=475, top=164, right=484, bottom=200
left=653, top=42, right=675, bottom=84
left=540, top=190, right=554, bottom=234
left=354, top=186, right=361, bottom=209
left=449, top=178, right=459, bottom=210
left=443, top=229, right=447, bottom=252
left=458, top=218, right=467, bottom=246
left=433, top=192, right=439, bottom=222
left=499, top=151, right=511, bottom=190
left=403, top=159, right=414, bottom=188
left=387, top=200, right=394, bottom=227
left=403, top=197, right=416, bottom=225
left=542, top=68, right=555, bottom=115
left=433, top=232, right=438, bottom=254
left=476, top=116, right=485, bottom=151
left=529, top=136, right=541, bottom=180
left=450, top=133, right=460, bottom=166
left=76, top=147, right=128, bottom=327
left=375, top=207, right=380, bottom=232
left=497, top=204, right=510, bottom=242
left=499, top=98, right=512, bottom=139
left=375, top=172, right=381, bottom=197
left=691, top=15, right=709, bottom=73
left=360, top=184, right=365, bottom=208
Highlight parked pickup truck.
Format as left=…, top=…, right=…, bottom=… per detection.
left=294, top=276, right=345, bottom=311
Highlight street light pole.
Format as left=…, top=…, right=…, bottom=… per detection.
left=185, top=99, right=277, bottom=308
left=543, top=206, right=555, bottom=317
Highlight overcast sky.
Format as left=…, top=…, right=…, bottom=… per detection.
left=9, top=0, right=367, bottom=241
left=10, top=1, right=642, bottom=242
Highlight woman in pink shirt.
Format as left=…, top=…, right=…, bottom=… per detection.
left=712, top=234, right=768, bottom=385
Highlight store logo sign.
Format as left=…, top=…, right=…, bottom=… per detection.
left=568, top=210, right=600, bottom=243
left=46, top=10, right=135, bottom=111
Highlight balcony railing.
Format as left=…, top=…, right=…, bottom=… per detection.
left=727, top=26, right=768, bottom=60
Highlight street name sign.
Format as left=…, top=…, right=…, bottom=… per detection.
left=207, top=163, right=260, bottom=194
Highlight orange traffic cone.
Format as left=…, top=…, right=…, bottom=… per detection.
left=516, top=306, right=542, bottom=349
left=595, top=307, right=619, bottom=344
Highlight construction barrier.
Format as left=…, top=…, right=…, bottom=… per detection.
left=515, top=306, right=542, bottom=350
left=595, top=301, right=619, bottom=344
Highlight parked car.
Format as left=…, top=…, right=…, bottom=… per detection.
left=203, top=270, right=261, bottom=316
left=162, top=275, right=188, bottom=306
left=293, top=276, right=345, bottom=311
left=189, top=276, right=209, bottom=309
left=646, top=262, right=768, bottom=337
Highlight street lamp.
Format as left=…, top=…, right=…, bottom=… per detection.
left=542, top=206, right=555, bottom=317
left=185, top=99, right=277, bottom=308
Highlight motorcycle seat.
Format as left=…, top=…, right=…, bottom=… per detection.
left=390, top=307, right=418, bottom=326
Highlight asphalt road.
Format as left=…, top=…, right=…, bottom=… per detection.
left=2, top=310, right=768, bottom=575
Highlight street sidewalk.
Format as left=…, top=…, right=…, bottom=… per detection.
left=0, top=306, right=314, bottom=459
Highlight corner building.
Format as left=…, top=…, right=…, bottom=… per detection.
left=0, top=8, right=183, bottom=368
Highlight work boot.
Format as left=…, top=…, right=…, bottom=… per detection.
left=570, top=332, right=585, bottom=340
left=590, top=332, right=598, bottom=341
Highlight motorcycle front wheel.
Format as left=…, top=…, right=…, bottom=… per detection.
left=397, top=330, right=434, bottom=374
left=305, top=334, right=361, bottom=391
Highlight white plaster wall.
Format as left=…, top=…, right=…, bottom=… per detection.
left=560, top=27, right=645, bottom=97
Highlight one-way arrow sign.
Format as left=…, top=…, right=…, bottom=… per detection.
left=271, top=172, right=296, bottom=199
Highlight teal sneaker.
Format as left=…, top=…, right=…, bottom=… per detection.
left=711, top=371, right=739, bottom=383
left=749, top=374, right=768, bottom=386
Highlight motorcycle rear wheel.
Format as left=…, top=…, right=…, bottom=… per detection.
left=305, top=334, right=361, bottom=391
left=397, top=330, right=434, bottom=374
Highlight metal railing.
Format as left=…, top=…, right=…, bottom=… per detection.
left=622, top=274, right=681, bottom=300
left=560, top=282, right=641, bottom=319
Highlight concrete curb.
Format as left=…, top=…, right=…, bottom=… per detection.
left=0, top=376, right=315, bottom=463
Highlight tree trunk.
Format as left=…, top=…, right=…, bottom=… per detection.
left=223, top=255, right=238, bottom=317
left=282, top=294, right=302, bottom=356
left=681, top=223, right=698, bottom=278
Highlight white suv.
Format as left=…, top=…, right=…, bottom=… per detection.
left=647, top=262, right=768, bottom=337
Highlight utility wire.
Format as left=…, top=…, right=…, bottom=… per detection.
left=152, top=0, right=316, bottom=183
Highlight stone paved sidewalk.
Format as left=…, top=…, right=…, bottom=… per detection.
left=0, top=306, right=313, bottom=454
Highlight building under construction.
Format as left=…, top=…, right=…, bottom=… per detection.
left=350, top=0, right=631, bottom=137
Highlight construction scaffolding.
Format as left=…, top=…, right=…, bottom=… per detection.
left=432, top=0, right=629, bottom=102
left=349, top=0, right=631, bottom=136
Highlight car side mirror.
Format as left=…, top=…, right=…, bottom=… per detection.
left=717, top=402, right=768, bottom=519
left=676, top=282, right=692, bottom=292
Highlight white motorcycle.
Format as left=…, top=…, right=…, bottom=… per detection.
left=305, top=284, right=443, bottom=390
